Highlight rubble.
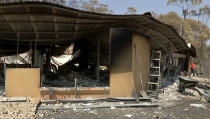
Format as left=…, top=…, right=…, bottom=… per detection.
left=39, top=101, right=158, bottom=110
left=0, top=97, right=27, bottom=102
left=0, top=89, right=39, bottom=119
left=157, top=75, right=210, bottom=109
left=124, top=114, right=133, bottom=118
left=36, top=99, right=158, bottom=118
left=190, top=103, right=206, bottom=108
left=0, top=91, right=5, bottom=98
left=110, top=106, right=116, bottom=110
left=43, top=71, right=109, bottom=87
left=88, top=110, right=98, bottom=114
left=0, top=102, right=38, bottom=119
left=158, top=76, right=181, bottom=106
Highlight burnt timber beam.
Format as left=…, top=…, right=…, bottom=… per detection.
left=74, top=12, right=80, bottom=40
left=0, top=30, right=99, bottom=34
left=52, top=7, right=58, bottom=42
left=0, top=37, right=75, bottom=41
left=0, top=21, right=116, bottom=25
left=0, top=9, right=18, bottom=38
left=24, top=5, right=37, bottom=39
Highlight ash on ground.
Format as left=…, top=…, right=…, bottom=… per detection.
left=158, top=76, right=182, bottom=107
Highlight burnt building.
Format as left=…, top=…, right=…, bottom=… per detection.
left=0, top=1, right=193, bottom=99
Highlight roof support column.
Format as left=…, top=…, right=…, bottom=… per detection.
left=33, top=49, right=43, bottom=73
left=96, top=39, right=100, bottom=81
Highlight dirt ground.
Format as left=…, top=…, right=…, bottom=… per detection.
left=36, top=98, right=210, bottom=119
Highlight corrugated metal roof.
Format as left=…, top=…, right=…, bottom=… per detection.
left=0, top=1, right=188, bottom=55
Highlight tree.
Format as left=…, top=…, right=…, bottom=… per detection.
left=126, top=7, right=137, bottom=14
left=167, top=0, right=203, bottom=37
left=158, top=12, right=210, bottom=73
left=80, top=0, right=113, bottom=14
left=158, top=12, right=184, bottom=35
left=191, top=5, right=210, bottom=26
left=167, top=0, right=203, bottom=19
left=158, top=12, right=210, bottom=50
left=47, top=0, right=81, bottom=8
left=188, top=5, right=210, bottom=72
left=150, top=11, right=158, bottom=18
left=67, top=0, right=83, bottom=9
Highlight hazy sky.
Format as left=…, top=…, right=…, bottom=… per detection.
left=98, top=0, right=210, bottom=26
left=98, top=0, right=180, bottom=14
left=98, top=0, right=209, bottom=15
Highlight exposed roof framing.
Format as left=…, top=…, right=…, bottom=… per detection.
left=0, top=8, right=18, bottom=37
left=52, top=7, right=58, bottom=43
left=0, top=1, right=189, bottom=55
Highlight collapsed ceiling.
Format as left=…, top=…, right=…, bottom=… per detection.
left=0, top=1, right=188, bottom=55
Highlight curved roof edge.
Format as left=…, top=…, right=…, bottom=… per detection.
left=0, top=1, right=189, bottom=55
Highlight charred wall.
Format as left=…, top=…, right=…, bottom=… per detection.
left=109, top=29, right=134, bottom=97
left=109, top=29, right=150, bottom=97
